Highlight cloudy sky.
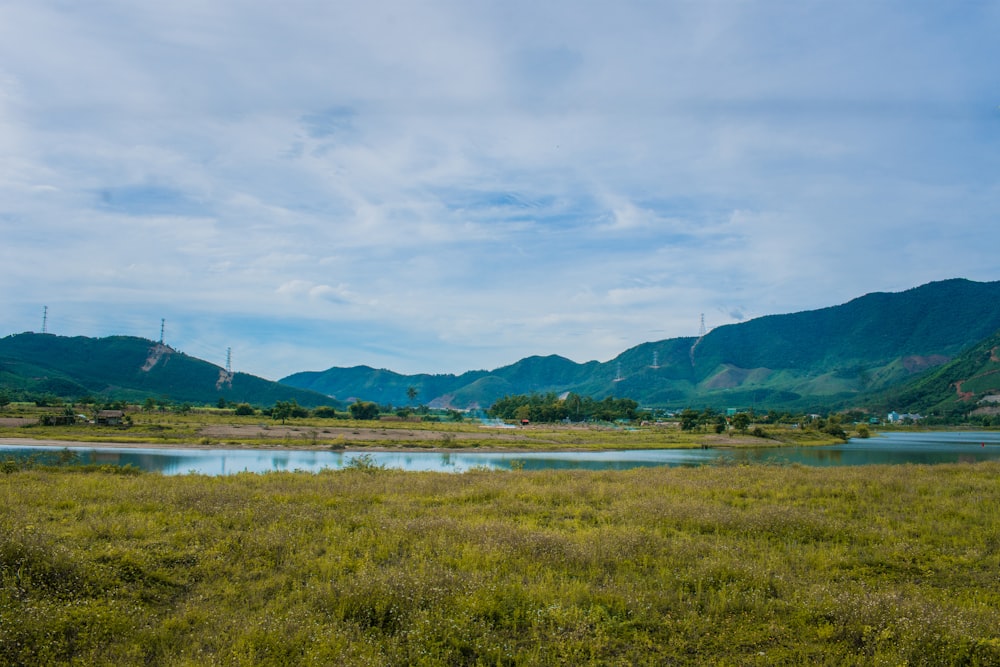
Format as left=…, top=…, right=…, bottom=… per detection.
left=1, top=2, right=998, bottom=380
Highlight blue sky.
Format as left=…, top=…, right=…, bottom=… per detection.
left=1, top=1, right=998, bottom=380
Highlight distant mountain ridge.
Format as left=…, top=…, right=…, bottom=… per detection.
left=0, top=333, right=333, bottom=407
left=282, top=279, right=1000, bottom=411
left=4, top=279, right=999, bottom=413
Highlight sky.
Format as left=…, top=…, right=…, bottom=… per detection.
left=1, top=1, right=999, bottom=381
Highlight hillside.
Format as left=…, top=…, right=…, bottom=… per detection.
left=0, top=333, right=333, bottom=407
left=281, top=279, right=1000, bottom=411
left=880, top=328, right=1000, bottom=418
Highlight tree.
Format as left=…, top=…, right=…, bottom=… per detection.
left=679, top=409, right=700, bottom=431
left=272, top=401, right=293, bottom=424
left=732, top=412, right=751, bottom=434
left=714, top=415, right=728, bottom=434
left=0, top=390, right=10, bottom=410
left=349, top=400, right=380, bottom=421
left=406, top=386, right=418, bottom=405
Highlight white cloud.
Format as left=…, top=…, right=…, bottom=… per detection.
left=0, top=1, right=998, bottom=378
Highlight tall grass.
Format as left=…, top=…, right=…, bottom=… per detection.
left=3, top=463, right=999, bottom=665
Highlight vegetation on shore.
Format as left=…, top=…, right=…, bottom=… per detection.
left=3, top=462, right=1000, bottom=665
left=0, top=401, right=851, bottom=450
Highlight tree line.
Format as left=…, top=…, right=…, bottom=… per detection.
left=487, top=392, right=640, bottom=423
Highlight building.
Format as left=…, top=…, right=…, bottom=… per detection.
left=887, top=411, right=923, bottom=424
left=96, top=410, right=125, bottom=426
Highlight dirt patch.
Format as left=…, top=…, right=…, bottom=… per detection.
left=141, top=343, right=171, bottom=372
left=954, top=380, right=976, bottom=402
left=0, top=418, right=36, bottom=427
left=902, top=355, right=950, bottom=373
left=0, top=437, right=220, bottom=450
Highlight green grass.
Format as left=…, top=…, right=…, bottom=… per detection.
left=2, top=407, right=845, bottom=450
left=3, top=463, right=999, bottom=665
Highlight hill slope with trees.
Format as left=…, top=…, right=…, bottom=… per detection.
left=879, top=327, right=1000, bottom=420
left=281, top=279, right=1000, bottom=412
left=0, top=333, right=332, bottom=407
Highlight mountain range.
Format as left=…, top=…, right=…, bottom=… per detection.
left=2, top=278, right=1000, bottom=416
left=0, top=333, right=333, bottom=407
left=281, top=278, right=1000, bottom=413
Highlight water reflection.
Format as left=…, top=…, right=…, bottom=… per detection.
left=2, top=431, right=999, bottom=475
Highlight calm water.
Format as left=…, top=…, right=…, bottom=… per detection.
left=2, top=431, right=1000, bottom=475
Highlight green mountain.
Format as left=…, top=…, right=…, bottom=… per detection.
left=879, top=328, right=1000, bottom=418
left=0, top=333, right=333, bottom=407
left=282, top=354, right=601, bottom=410
left=281, top=279, right=1000, bottom=411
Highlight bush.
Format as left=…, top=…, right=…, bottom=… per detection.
left=348, top=400, right=380, bottom=420
left=822, top=423, right=847, bottom=439
left=342, top=453, right=384, bottom=471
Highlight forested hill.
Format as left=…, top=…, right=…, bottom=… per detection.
left=281, top=278, right=1000, bottom=411
left=0, top=333, right=333, bottom=407
left=880, top=327, right=1000, bottom=418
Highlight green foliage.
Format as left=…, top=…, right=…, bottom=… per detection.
left=731, top=412, right=751, bottom=433
left=0, top=333, right=333, bottom=407
left=886, top=328, right=1000, bottom=417
left=271, top=401, right=292, bottom=424
left=489, top=392, right=638, bottom=422
left=2, top=464, right=1000, bottom=664
left=348, top=400, right=380, bottom=420
left=342, top=453, right=385, bottom=472
left=281, top=280, right=1000, bottom=414
left=679, top=407, right=722, bottom=431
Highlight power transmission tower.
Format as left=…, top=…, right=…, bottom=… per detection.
left=699, top=313, right=707, bottom=337
left=42, top=306, right=48, bottom=334
left=651, top=350, right=659, bottom=369
left=226, top=347, right=232, bottom=374
left=159, top=319, right=165, bottom=345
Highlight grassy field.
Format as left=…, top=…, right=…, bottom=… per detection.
left=0, top=406, right=845, bottom=450
left=2, top=462, right=999, bottom=665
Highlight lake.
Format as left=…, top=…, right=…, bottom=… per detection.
left=3, top=431, right=1000, bottom=475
